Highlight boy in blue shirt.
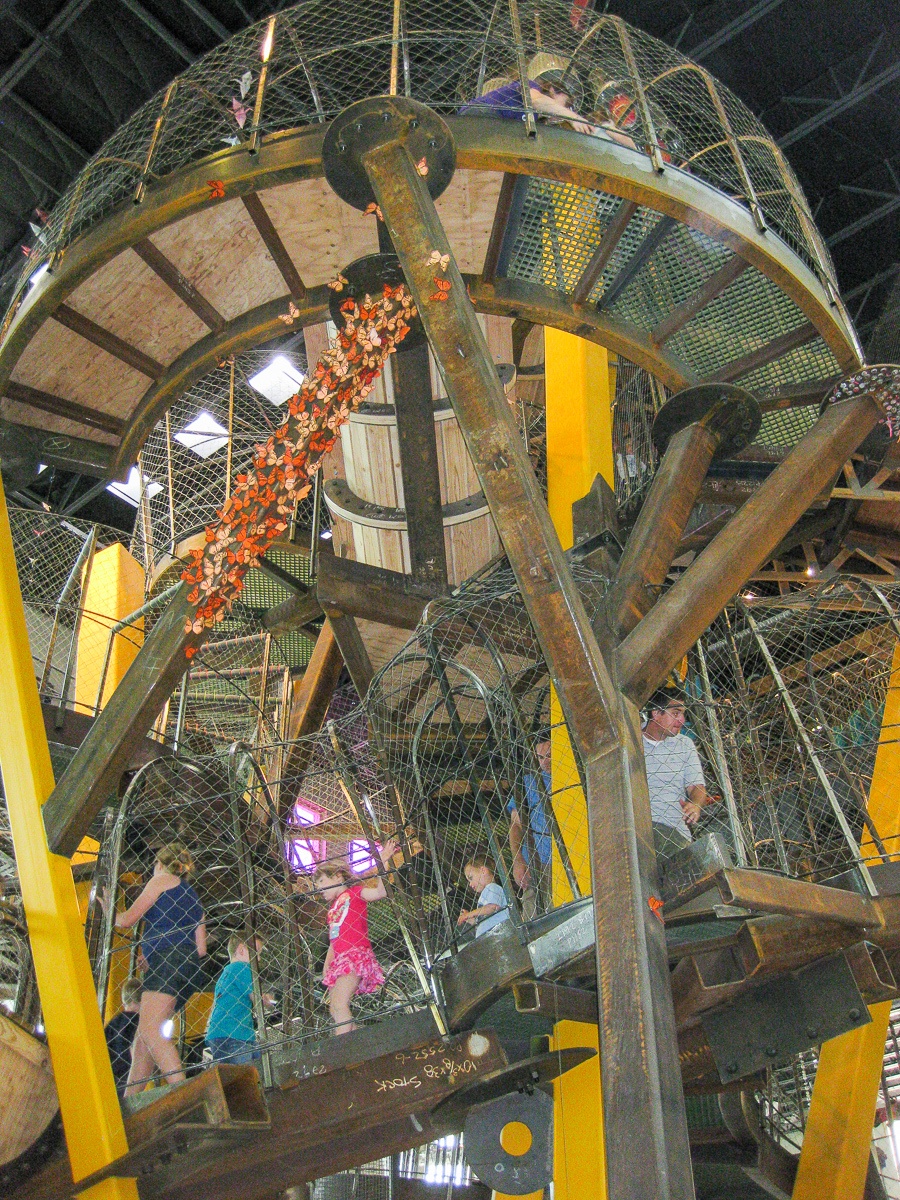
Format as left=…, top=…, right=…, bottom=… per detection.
left=457, top=855, right=509, bottom=938
left=206, top=935, right=271, bottom=1065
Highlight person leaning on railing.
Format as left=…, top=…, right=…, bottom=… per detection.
left=458, top=65, right=636, bottom=148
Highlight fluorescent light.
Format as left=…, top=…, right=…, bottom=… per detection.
left=248, top=355, right=305, bottom=406
left=174, top=410, right=228, bottom=458
left=107, top=467, right=163, bottom=507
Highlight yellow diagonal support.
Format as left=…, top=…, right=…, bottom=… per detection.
left=793, top=641, right=900, bottom=1200
left=543, top=326, right=612, bottom=1200
left=0, top=476, right=137, bottom=1200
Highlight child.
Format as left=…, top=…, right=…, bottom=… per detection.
left=206, top=935, right=272, bottom=1065
left=104, top=977, right=142, bottom=1094
left=457, top=855, right=509, bottom=938
left=314, top=838, right=396, bottom=1035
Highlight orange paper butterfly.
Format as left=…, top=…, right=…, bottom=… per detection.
left=648, top=895, right=664, bottom=923
left=430, top=277, right=451, bottom=302
left=279, top=301, right=300, bottom=325
left=208, top=180, right=225, bottom=199
left=364, top=202, right=384, bottom=220
left=415, top=157, right=429, bottom=177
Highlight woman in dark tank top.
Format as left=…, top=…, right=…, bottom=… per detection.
left=103, top=841, right=206, bottom=1095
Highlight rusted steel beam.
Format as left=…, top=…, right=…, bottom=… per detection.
left=41, top=585, right=200, bottom=856
left=317, top=554, right=447, bottom=630
left=4, top=379, right=125, bottom=436
left=607, top=422, right=720, bottom=638
left=705, top=322, right=818, bottom=384
left=480, top=171, right=520, bottom=285
left=714, top=868, right=882, bottom=927
left=596, top=215, right=677, bottom=311
left=325, top=611, right=374, bottom=699
left=758, top=375, right=841, bottom=412
left=53, top=303, right=165, bottom=379
left=357, top=100, right=694, bottom=1200
left=133, top=237, right=226, bottom=331
left=571, top=199, right=638, bottom=305
left=241, top=193, right=307, bottom=301
left=392, top=341, right=449, bottom=584
left=616, top=393, right=884, bottom=704
left=280, top=622, right=345, bottom=805
left=650, top=255, right=749, bottom=346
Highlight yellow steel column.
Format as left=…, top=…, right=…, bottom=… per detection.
left=544, top=326, right=613, bottom=1200
left=0, top=476, right=137, bottom=1200
left=792, top=642, right=900, bottom=1200
left=75, top=542, right=145, bottom=715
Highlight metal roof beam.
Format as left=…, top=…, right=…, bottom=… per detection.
left=180, top=0, right=231, bottom=41
left=779, top=59, right=900, bottom=149
left=0, top=0, right=97, bottom=98
left=827, top=194, right=900, bottom=248
left=117, top=0, right=195, bottom=64
left=2, top=93, right=89, bottom=162
left=687, top=0, right=787, bottom=61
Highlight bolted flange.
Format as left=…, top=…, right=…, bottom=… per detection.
left=329, top=252, right=426, bottom=352
left=651, top=382, right=762, bottom=461
left=322, top=96, right=456, bottom=212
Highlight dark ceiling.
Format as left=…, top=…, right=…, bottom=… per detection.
left=0, top=0, right=898, bottom=527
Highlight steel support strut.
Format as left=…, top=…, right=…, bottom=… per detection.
left=346, top=97, right=694, bottom=1200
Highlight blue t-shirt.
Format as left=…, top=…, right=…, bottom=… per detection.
left=508, top=772, right=553, bottom=867
left=206, top=961, right=254, bottom=1042
left=458, top=80, right=537, bottom=120
left=142, top=879, right=203, bottom=962
left=475, top=882, right=509, bottom=938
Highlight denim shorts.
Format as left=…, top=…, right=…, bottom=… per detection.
left=207, top=1036, right=258, bottom=1065
left=142, top=944, right=207, bottom=1008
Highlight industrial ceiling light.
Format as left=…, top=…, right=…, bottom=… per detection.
left=174, top=410, right=229, bottom=458
left=107, top=467, right=162, bottom=506
left=248, top=354, right=305, bottom=405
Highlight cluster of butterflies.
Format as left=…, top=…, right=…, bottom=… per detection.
left=427, top=248, right=451, bottom=302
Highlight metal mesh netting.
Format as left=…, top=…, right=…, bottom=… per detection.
left=5, top=0, right=836, bottom=326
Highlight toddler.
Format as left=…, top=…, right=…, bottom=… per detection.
left=457, top=855, right=509, bottom=937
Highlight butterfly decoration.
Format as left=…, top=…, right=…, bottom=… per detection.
left=328, top=274, right=349, bottom=292
left=208, top=180, right=225, bottom=200
left=230, top=97, right=249, bottom=128
left=415, top=157, right=429, bottom=177
left=647, top=895, right=664, bottom=923
left=238, top=69, right=253, bottom=98
left=216, top=353, right=236, bottom=369
left=430, top=277, right=451, bottom=302
left=363, top=202, right=384, bottom=221
left=279, top=301, right=300, bottom=325
left=427, top=250, right=450, bottom=272
left=466, top=283, right=475, bottom=305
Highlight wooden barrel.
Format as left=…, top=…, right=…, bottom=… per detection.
left=0, top=1013, right=59, bottom=1171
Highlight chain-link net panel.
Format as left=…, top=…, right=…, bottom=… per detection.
left=138, top=345, right=312, bottom=577
left=611, top=357, right=666, bottom=510
left=685, top=580, right=900, bottom=883
left=5, top=0, right=834, bottom=328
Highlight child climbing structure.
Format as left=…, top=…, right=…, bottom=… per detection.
left=0, top=4, right=899, bottom=1200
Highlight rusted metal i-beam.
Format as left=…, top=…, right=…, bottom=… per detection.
left=606, top=383, right=760, bottom=639
left=329, top=95, right=694, bottom=1200
left=616, top=391, right=885, bottom=704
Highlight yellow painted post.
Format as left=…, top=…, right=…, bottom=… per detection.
left=75, top=542, right=145, bottom=715
left=543, top=326, right=612, bottom=1200
left=792, top=642, right=900, bottom=1200
left=0, top=476, right=137, bottom=1199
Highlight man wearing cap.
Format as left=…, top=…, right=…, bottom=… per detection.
left=642, top=689, right=715, bottom=889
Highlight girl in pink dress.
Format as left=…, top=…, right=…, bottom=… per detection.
left=314, top=838, right=396, bottom=1034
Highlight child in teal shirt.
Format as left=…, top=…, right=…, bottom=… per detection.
left=206, top=935, right=271, bottom=1065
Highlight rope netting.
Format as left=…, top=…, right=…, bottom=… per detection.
left=5, top=0, right=834, bottom=329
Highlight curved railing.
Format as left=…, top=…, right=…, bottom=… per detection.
left=4, top=0, right=835, bottom=336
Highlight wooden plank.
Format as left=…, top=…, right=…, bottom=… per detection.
left=280, top=623, right=344, bottom=801
left=571, top=199, right=638, bottom=305
left=3, top=379, right=125, bottom=436
left=241, top=193, right=307, bottom=301
left=650, top=255, right=749, bottom=346
left=53, top=304, right=165, bottom=379
left=704, top=322, right=819, bottom=384
left=317, top=553, right=447, bottom=629
left=132, top=238, right=225, bottom=331
left=392, top=342, right=448, bottom=585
